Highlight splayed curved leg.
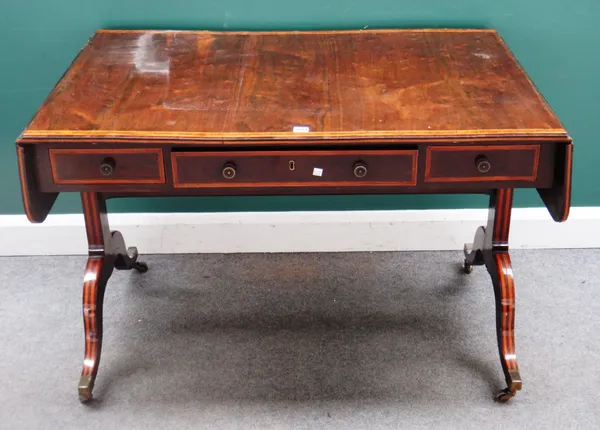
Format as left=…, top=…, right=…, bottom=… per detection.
left=489, top=252, right=522, bottom=402
left=113, top=231, right=148, bottom=273
left=77, top=192, right=148, bottom=403
left=78, top=256, right=114, bottom=402
left=463, top=189, right=522, bottom=402
left=463, top=226, right=486, bottom=273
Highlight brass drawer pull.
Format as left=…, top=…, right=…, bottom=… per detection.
left=100, top=158, right=116, bottom=176
left=222, top=162, right=236, bottom=179
left=353, top=161, right=368, bottom=178
left=475, top=155, right=491, bottom=174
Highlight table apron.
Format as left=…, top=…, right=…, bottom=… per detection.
left=29, top=142, right=558, bottom=196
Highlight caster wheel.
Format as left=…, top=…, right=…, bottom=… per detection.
left=463, top=260, right=473, bottom=274
left=79, top=394, right=93, bottom=404
left=126, top=246, right=139, bottom=260
left=133, top=261, right=148, bottom=273
left=495, top=388, right=515, bottom=403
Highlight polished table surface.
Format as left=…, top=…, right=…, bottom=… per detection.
left=20, top=29, right=568, bottom=142
left=16, top=28, right=573, bottom=404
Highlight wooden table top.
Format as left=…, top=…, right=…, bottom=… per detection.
left=19, top=28, right=569, bottom=144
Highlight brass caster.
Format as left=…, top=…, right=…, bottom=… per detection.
left=495, top=388, right=516, bottom=403
left=463, top=259, right=473, bottom=274
left=133, top=261, right=148, bottom=273
left=79, top=393, right=93, bottom=404
left=78, top=375, right=94, bottom=404
left=126, top=246, right=139, bottom=261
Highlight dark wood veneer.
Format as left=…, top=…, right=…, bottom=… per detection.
left=14, top=28, right=574, bottom=404
left=424, top=145, right=540, bottom=183
left=464, top=189, right=521, bottom=402
left=49, top=148, right=165, bottom=185
left=18, top=29, right=569, bottom=144
left=77, top=192, right=148, bottom=402
left=538, top=143, right=573, bottom=222
left=17, top=146, right=58, bottom=222
left=172, top=150, right=418, bottom=189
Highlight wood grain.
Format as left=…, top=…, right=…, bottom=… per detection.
left=18, top=29, right=568, bottom=143
left=16, top=146, right=58, bottom=222
left=537, top=143, right=573, bottom=222
left=14, top=28, right=574, bottom=405
left=49, top=148, right=165, bottom=184
left=424, top=145, right=540, bottom=183
left=78, top=192, right=111, bottom=403
left=488, top=189, right=522, bottom=396
left=172, top=149, right=418, bottom=188
left=463, top=188, right=522, bottom=400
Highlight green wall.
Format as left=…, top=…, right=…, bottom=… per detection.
left=1, top=1, right=597, bottom=214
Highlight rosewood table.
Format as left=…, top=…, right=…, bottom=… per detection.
left=15, top=28, right=573, bottom=403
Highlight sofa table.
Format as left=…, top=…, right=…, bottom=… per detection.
left=15, top=28, right=573, bottom=403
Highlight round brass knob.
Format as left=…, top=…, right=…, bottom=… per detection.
left=476, top=156, right=491, bottom=174
left=100, top=158, right=115, bottom=176
left=353, top=162, right=368, bottom=179
left=222, top=163, right=236, bottom=179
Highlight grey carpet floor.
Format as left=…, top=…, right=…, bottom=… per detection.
left=0, top=250, right=599, bottom=429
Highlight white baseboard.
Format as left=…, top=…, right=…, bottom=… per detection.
left=0, top=207, right=598, bottom=256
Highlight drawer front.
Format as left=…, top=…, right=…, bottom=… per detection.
left=424, top=145, right=540, bottom=183
left=49, top=148, right=165, bottom=185
left=172, top=150, right=418, bottom=188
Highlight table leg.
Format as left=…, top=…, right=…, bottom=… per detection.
left=77, top=192, right=148, bottom=403
left=462, top=225, right=485, bottom=273
left=464, top=189, right=522, bottom=402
